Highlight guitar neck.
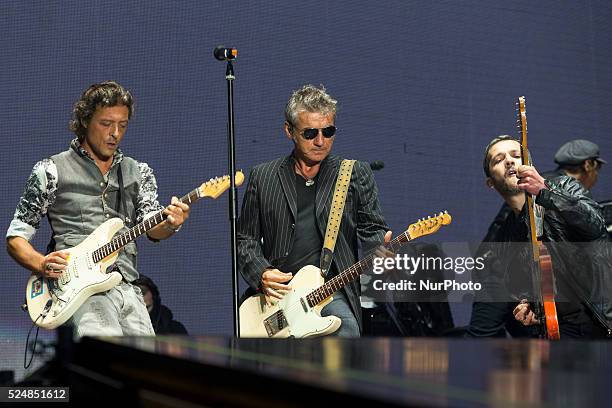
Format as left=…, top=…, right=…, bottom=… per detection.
left=306, top=232, right=412, bottom=308
left=92, top=188, right=201, bottom=262
left=522, top=143, right=541, bottom=260
left=518, top=96, right=541, bottom=261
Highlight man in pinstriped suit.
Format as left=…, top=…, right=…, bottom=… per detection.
left=237, top=84, right=390, bottom=337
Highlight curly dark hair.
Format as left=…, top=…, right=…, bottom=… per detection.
left=69, top=81, right=134, bottom=140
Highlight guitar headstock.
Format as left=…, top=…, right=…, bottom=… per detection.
left=517, top=95, right=526, bottom=115
left=199, top=171, right=245, bottom=199
left=407, top=211, right=452, bottom=240
left=516, top=95, right=530, bottom=166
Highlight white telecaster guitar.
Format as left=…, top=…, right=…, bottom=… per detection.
left=239, top=211, right=452, bottom=338
left=25, top=172, right=245, bottom=329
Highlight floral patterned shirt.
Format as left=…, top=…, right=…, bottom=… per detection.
left=7, top=138, right=163, bottom=241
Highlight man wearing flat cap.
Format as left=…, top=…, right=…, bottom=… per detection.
left=553, top=139, right=606, bottom=193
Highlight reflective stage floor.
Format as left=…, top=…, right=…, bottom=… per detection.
left=58, top=335, right=612, bottom=407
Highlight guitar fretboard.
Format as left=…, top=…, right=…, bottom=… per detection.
left=305, top=232, right=412, bottom=308
left=92, top=188, right=200, bottom=263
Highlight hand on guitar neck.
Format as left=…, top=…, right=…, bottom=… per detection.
left=375, top=231, right=394, bottom=258
left=516, top=165, right=548, bottom=196
left=148, top=196, right=191, bottom=240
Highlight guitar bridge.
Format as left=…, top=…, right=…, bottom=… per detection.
left=263, top=311, right=288, bottom=337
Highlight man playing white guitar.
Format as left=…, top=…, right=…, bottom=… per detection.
left=237, top=84, right=391, bottom=337
left=6, top=81, right=190, bottom=337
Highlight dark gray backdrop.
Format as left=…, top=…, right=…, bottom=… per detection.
left=2, top=1, right=611, bottom=354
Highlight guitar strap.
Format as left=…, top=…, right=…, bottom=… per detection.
left=319, top=159, right=355, bottom=277
left=115, top=163, right=133, bottom=227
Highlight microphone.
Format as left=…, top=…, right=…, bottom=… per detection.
left=370, top=160, right=385, bottom=171
left=214, top=46, right=238, bottom=61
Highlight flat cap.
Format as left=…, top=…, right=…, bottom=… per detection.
left=554, top=139, right=606, bottom=166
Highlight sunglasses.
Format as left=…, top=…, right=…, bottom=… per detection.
left=296, top=125, right=337, bottom=140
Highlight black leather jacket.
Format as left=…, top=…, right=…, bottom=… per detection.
left=470, top=175, right=612, bottom=338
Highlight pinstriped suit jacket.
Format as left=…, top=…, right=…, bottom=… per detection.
left=237, top=153, right=389, bottom=329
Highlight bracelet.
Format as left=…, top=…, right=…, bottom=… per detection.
left=163, top=223, right=182, bottom=233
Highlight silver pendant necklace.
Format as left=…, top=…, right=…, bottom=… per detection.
left=295, top=162, right=315, bottom=187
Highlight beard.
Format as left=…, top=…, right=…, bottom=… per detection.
left=491, top=174, right=522, bottom=196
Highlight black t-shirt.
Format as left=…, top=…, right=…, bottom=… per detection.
left=281, top=173, right=323, bottom=274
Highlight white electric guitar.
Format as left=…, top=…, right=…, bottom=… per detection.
left=239, top=211, right=452, bottom=338
left=25, top=172, right=244, bottom=329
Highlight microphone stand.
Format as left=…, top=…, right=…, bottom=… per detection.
left=224, top=59, right=240, bottom=337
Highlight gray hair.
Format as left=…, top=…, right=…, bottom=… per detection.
left=69, top=80, right=134, bottom=141
left=284, top=84, right=337, bottom=127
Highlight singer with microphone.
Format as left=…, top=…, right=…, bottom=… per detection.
left=237, top=84, right=391, bottom=337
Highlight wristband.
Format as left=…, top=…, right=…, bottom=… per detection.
left=163, top=223, right=181, bottom=233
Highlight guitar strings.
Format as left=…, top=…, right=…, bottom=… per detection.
left=263, top=215, right=448, bottom=335
left=269, top=231, right=413, bottom=330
